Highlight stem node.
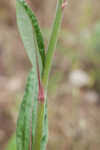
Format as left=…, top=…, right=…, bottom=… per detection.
left=62, top=1, right=68, bottom=9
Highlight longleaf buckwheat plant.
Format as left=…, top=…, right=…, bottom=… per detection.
left=16, top=0, right=67, bottom=150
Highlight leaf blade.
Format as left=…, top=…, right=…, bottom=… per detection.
left=23, top=4, right=45, bottom=67
left=16, top=0, right=45, bottom=69
left=16, top=0, right=37, bottom=66
left=42, top=0, right=64, bottom=87
left=16, top=67, right=38, bottom=150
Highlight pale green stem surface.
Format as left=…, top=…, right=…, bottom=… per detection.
left=42, top=0, right=64, bottom=88
left=33, top=102, right=45, bottom=150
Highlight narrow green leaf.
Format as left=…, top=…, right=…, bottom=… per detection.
left=16, top=0, right=37, bottom=66
left=16, top=0, right=45, bottom=69
left=23, top=3, right=45, bottom=67
left=42, top=0, right=64, bottom=87
left=16, top=2, right=39, bottom=149
left=24, top=69, right=38, bottom=150
left=16, top=67, right=38, bottom=150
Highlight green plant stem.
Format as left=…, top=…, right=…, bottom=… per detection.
left=33, top=1, right=65, bottom=150
left=33, top=102, right=45, bottom=150
left=42, top=0, right=64, bottom=88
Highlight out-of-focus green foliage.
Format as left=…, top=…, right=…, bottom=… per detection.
left=6, top=134, right=16, bottom=150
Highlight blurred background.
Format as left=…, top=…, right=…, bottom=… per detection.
left=0, top=0, right=100, bottom=150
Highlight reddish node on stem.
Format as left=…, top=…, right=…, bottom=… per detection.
left=62, top=1, right=68, bottom=9
left=36, top=55, right=45, bottom=103
left=38, top=81, right=45, bottom=103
